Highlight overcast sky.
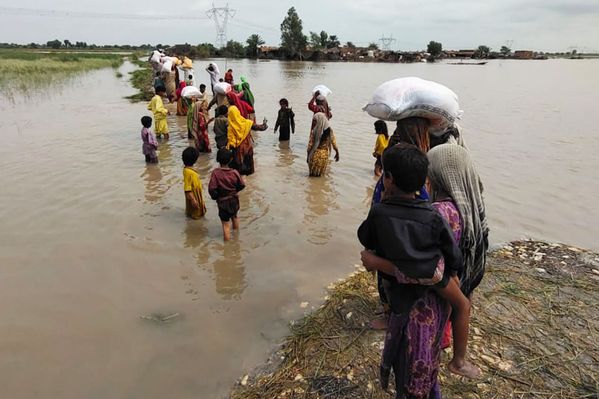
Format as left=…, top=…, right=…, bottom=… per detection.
left=1, top=0, right=599, bottom=52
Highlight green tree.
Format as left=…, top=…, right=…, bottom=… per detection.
left=63, top=39, right=72, bottom=48
left=500, top=45, right=511, bottom=56
left=475, top=45, right=491, bottom=58
left=327, top=35, right=340, bottom=49
left=368, top=42, right=379, bottom=50
left=47, top=39, right=62, bottom=49
left=427, top=41, right=443, bottom=57
left=346, top=41, right=355, bottom=48
left=280, top=7, right=307, bottom=59
left=223, top=40, right=245, bottom=58
left=246, top=34, right=265, bottom=57
left=309, top=31, right=322, bottom=49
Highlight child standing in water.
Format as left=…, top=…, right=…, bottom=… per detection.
left=372, top=120, right=389, bottom=176
left=213, top=105, right=229, bottom=150
left=182, top=147, right=207, bottom=220
left=147, top=85, right=170, bottom=139
left=274, top=98, right=295, bottom=141
left=140, top=116, right=158, bottom=163
left=208, top=148, right=246, bottom=241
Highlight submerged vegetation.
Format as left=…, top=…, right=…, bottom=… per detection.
left=126, top=53, right=154, bottom=103
left=230, top=241, right=599, bottom=399
left=0, top=49, right=124, bottom=100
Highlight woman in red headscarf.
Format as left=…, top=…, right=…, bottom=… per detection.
left=226, top=91, right=254, bottom=120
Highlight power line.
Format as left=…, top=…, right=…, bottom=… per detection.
left=378, top=35, right=397, bottom=51
left=0, top=6, right=208, bottom=21
left=206, top=3, right=236, bottom=48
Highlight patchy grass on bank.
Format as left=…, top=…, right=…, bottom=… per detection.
left=230, top=241, right=599, bottom=399
left=0, top=49, right=124, bottom=100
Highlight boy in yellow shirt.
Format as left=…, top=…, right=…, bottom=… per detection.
left=372, top=120, right=389, bottom=176
left=182, top=147, right=207, bottom=219
left=147, top=85, right=170, bottom=139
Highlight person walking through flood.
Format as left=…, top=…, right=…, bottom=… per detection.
left=147, top=85, right=170, bottom=140
left=182, top=147, right=207, bottom=220
left=213, top=105, right=229, bottom=150
left=209, top=148, right=246, bottom=241
left=175, top=82, right=188, bottom=116
left=274, top=98, right=295, bottom=141
left=224, top=68, right=234, bottom=85
left=307, top=112, right=340, bottom=177
left=227, top=105, right=267, bottom=175
left=140, top=116, right=158, bottom=163
left=206, top=63, right=220, bottom=94
left=191, top=98, right=212, bottom=153
left=308, top=91, right=332, bottom=119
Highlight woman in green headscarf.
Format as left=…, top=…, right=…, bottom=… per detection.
left=235, top=76, right=255, bottom=108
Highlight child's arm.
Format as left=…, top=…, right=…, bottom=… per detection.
left=360, top=250, right=443, bottom=284
left=236, top=172, right=246, bottom=192
left=274, top=111, right=280, bottom=132
left=207, top=175, right=219, bottom=200
left=357, top=209, right=377, bottom=250
left=290, top=110, right=295, bottom=133
left=185, top=191, right=199, bottom=209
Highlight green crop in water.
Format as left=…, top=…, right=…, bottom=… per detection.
left=0, top=49, right=125, bottom=100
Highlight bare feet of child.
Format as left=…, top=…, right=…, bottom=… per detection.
left=448, top=359, right=481, bottom=379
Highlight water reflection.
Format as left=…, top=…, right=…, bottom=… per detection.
left=275, top=141, right=297, bottom=168
left=212, top=240, right=247, bottom=300
left=141, top=164, right=164, bottom=203
left=302, top=175, right=338, bottom=245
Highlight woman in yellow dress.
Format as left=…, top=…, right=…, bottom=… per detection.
left=227, top=105, right=267, bottom=176
left=307, top=112, right=340, bottom=177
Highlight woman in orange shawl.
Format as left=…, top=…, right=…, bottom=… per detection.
left=227, top=105, right=267, bottom=175
left=191, top=98, right=212, bottom=153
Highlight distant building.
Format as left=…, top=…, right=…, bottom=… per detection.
left=514, top=50, right=534, bottom=59
left=455, top=49, right=476, bottom=58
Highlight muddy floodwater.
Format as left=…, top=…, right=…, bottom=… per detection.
left=1, top=58, right=598, bottom=398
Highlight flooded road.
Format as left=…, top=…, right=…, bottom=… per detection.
left=0, top=58, right=598, bottom=398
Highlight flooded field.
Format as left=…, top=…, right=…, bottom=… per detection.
left=0, top=58, right=598, bottom=398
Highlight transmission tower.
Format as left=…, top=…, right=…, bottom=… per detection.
left=206, top=3, right=236, bottom=49
left=379, top=35, right=397, bottom=51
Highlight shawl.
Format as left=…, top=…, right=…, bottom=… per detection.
left=227, top=91, right=254, bottom=118
left=239, top=76, right=255, bottom=107
left=307, top=112, right=330, bottom=163
left=192, top=99, right=208, bottom=137
left=175, top=81, right=186, bottom=98
left=227, top=106, right=253, bottom=148
left=427, top=143, right=489, bottom=295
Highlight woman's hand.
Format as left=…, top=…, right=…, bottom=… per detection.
left=334, top=151, right=340, bottom=162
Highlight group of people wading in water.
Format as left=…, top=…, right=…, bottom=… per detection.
left=142, top=56, right=488, bottom=398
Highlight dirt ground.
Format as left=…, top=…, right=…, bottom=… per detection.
left=229, top=241, right=598, bottom=399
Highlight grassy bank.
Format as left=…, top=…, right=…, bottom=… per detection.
left=0, top=49, right=124, bottom=100
left=230, top=241, right=598, bottom=399
left=126, top=54, right=154, bottom=103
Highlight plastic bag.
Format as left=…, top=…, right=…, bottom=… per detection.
left=363, top=77, right=461, bottom=131
left=161, top=57, right=174, bottom=73
left=181, top=56, right=193, bottom=69
left=150, top=50, right=161, bottom=64
left=312, top=84, right=332, bottom=97
left=181, top=86, right=201, bottom=98
left=214, top=82, right=232, bottom=95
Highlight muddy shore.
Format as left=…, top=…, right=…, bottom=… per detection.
left=229, top=240, right=599, bottom=399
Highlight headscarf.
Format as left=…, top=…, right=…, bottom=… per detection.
left=307, top=112, right=331, bottom=163
left=227, top=91, right=254, bottom=118
left=315, top=95, right=332, bottom=119
left=427, top=143, right=489, bottom=296
left=239, top=76, right=255, bottom=107
left=227, top=106, right=253, bottom=148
